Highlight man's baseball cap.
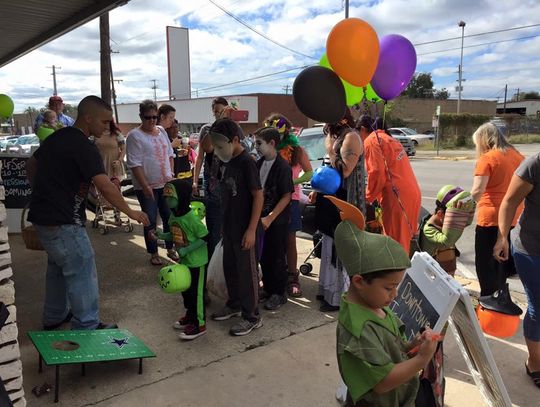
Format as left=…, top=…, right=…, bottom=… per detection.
left=49, top=95, right=63, bottom=104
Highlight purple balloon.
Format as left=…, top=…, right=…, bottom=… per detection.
left=371, top=34, right=417, bottom=100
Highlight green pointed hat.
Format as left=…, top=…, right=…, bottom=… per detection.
left=326, top=196, right=411, bottom=276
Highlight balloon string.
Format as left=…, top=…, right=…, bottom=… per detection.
left=382, top=100, right=388, bottom=129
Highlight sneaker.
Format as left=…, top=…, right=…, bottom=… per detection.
left=229, top=318, right=262, bottom=336
left=264, top=294, right=287, bottom=311
left=43, top=311, right=73, bottom=330
left=96, top=322, right=119, bottom=330
left=211, top=306, right=242, bottom=321
left=172, top=315, right=191, bottom=330
left=179, top=324, right=207, bottom=340
left=258, top=290, right=270, bottom=303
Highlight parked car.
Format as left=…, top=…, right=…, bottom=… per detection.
left=388, top=127, right=433, bottom=147
left=7, top=134, right=40, bottom=154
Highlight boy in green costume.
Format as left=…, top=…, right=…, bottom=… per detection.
left=329, top=197, right=441, bottom=407
left=152, top=179, right=209, bottom=340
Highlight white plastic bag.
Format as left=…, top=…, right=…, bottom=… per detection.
left=206, top=240, right=228, bottom=300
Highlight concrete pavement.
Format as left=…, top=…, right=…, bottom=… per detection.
left=9, top=216, right=538, bottom=406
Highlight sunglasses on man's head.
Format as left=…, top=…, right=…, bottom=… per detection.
left=142, top=115, right=159, bottom=120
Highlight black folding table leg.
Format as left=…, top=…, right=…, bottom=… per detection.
left=138, top=358, right=143, bottom=374
left=38, top=355, right=43, bottom=373
left=81, top=363, right=86, bottom=376
left=54, top=365, right=60, bottom=403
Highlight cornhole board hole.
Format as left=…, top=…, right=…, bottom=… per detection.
left=28, top=329, right=155, bottom=403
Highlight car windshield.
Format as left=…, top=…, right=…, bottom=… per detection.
left=298, top=128, right=326, bottom=160
left=400, top=128, right=417, bottom=135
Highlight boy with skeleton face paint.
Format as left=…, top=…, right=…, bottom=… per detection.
left=254, top=128, right=294, bottom=310
left=153, top=179, right=209, bottom=340
left=208, top=118, right=264, bottom=336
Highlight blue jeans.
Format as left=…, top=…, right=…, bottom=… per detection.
left=135, top=188, right=173, bottom=253
left=34, top=225, right=100, bottom=329
left=512, top=247, right=540, bottom=341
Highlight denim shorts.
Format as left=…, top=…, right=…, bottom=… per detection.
left=288, top=200, right=302, bottom=233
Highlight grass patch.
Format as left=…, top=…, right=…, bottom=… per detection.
left=508, top=134, right=540, bottom=144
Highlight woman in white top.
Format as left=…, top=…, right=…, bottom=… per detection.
left=126, top=99, right=177, bottom=265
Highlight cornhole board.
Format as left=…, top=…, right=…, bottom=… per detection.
left=391, top=253, right=512, bottom=407
left=28, top=329, right=155, bottom=403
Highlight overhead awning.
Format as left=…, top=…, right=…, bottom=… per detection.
left=0, top=0, right=129, bottom=68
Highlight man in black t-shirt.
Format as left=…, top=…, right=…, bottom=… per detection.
left=26, top=96, right=149, bottom=330
left=208, top=118, right=264, bottom=336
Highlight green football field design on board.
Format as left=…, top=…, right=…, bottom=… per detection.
left=28, top=329, right=156, bottom=365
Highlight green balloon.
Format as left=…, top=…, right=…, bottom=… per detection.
left=319, top=54, right=381, bottom=106
left=0, top=94, right=14, bottom=120
left=158, top=264, right=191, bottom=294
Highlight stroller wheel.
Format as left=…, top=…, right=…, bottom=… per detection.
left=124, top=224, right=134, bottom=233
left=299, top=263, right=313, bottom=276
left=99, top=226, right=108, bottom=235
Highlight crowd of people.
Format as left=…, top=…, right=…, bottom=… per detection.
left=26, top=93, right=540, bottom=404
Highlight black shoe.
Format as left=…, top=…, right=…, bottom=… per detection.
left=264, top=294, right=287, bottom=310
left=96, top=322, right=118, bottom=330
left=43, top=311, right=73, bottom=331
left=319, top=302, right=340, bottom=312
left=316, top=295, right=324, bottom=301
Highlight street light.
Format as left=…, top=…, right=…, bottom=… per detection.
left=457, top=20, right=466, bottom=114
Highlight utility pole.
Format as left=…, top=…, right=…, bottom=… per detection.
left=282, top=84, right=291, bottom=95
left=344, top=0, right=349, bottom=18
left=47, top=65, right=61, bottom=95
left=503, top=84, right=508, bottom=114
left=457, top=20, right=466, bottom=114
left=100, top=13, right=112, bottom=104
left=111, top=79, right=122, bottom=121
left=150, top=80, right=158, bottom=101
left=516, top=88, right=520, bottom=101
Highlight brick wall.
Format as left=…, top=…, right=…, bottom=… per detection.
left=0, top=168, right=26, bottom=406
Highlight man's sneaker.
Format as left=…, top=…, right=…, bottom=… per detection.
left=172, top=315, right=191, bottom=330
left=264, top=294, right=287, bottom=311
left=211, top=306, right=241, bottom=321
left=179, top=324, right=207, bottom=340
left=43, top=311, right=73, bottom=330
left=96, top=322, right=118, bottom=330
left=229, top=318, right=262, bottom=336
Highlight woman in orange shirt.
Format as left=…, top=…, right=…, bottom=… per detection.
left=471, top=122, right=524, bottom=296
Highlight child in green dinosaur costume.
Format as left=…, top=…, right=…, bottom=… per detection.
left=154, top=179, right=209, bottom=340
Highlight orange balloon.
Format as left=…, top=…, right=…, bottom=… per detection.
left=326, top=18, right=380, bottom=87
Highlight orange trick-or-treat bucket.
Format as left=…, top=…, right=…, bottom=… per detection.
left=476, top=305, right=521, bottom=338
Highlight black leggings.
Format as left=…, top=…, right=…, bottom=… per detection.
left=475, top=226, right=516, bottom=297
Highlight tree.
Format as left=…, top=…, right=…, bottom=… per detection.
left=24, top=107, right=40, bottom=125
left=404, top=73, right=435, bottom=98
left=523, top=91, right=540, bottom=100
left=63, top=104, right=77, bottom=118
left=434, top=88, right=450, bottom=100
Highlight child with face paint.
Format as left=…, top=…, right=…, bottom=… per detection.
left=151, top=179, right=209, bottom=340
left=254, top=128, right=294, bottom=310
left=208, top=118, right=265, bottom=336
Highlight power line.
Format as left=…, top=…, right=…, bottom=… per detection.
left=414, top=23, right=540, bottom=46
left=206, top=0, right=317, bottom=60
left=171, top=64, right=309, bottom=99
left=418, top=33, right=540, bottom=56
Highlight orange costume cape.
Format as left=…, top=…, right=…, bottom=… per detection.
left=364, top=130, right=421, bottom=253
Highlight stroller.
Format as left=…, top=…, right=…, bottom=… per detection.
left=89, top=173, right=133, bottom=235
left=299, top=231, right=323, bottom=275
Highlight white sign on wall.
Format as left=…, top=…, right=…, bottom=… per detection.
left=166, top=26, right=191, bottom=100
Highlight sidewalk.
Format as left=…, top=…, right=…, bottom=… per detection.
left=9, top=220, right=536, bottom=406
left=414, top=143, right=538, bottom=160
